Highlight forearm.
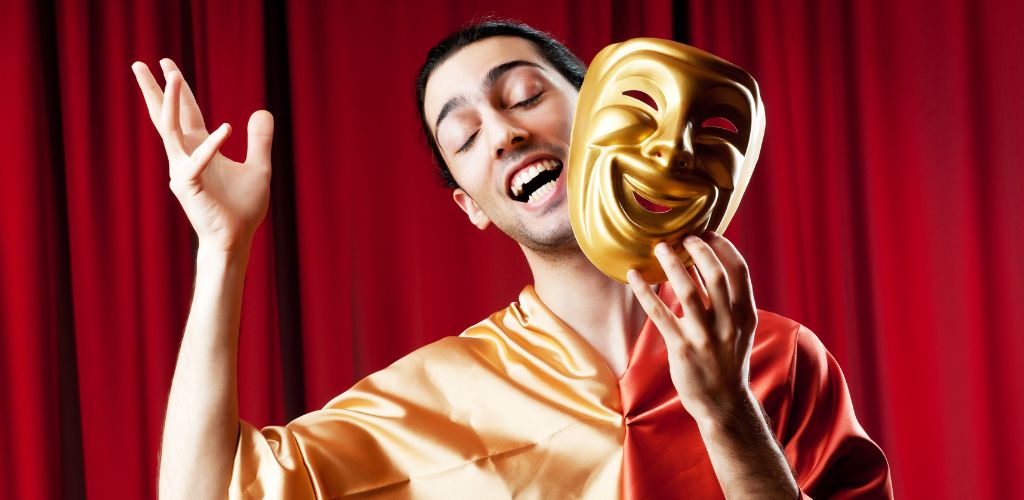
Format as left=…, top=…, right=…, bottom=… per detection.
left=159, top=245, right=250, bottom=500
left=696, top=390, right=800, bottom=500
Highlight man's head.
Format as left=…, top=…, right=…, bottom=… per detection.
left=417, top=21, right=585, bottom=252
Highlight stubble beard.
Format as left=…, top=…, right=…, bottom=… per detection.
left=489, top=203, right=581, bottom=257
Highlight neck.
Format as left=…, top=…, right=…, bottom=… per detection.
left=522, top=244, right=648, bottom=379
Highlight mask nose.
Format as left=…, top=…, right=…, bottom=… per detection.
left=642, top=121, right=695, bottom=172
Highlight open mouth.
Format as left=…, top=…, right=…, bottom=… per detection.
left=510, top=159, right=563, bottom=204
left=623, top=174, right=680, bottom=214
left=632, top=191, right=672, bottom=213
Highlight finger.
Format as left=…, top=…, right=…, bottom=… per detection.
left=654, top=242, right=704, bottom=320
left=187, top=123, right=231, bottom=180
left=704, top=231, right=757, bottom=334
left=159, top=71, right=186, bottom=155
left=654, top=241, right=710, bottom=347
left=682, top=253, right=710, bottom=308
left=245, top=110, right=274, bottom=169
left=627, top=269, right=684, bottom=347
left=159, top=58, right=208, bottom=136
left=131, top=61, right=164, bottom=127
left=683, top=235, right=735, bottom=338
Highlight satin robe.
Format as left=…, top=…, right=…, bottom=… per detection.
left=230, top=284, right=892, bottom=499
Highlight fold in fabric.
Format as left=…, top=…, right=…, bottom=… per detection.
left=230, top=284, right=892, bottom=499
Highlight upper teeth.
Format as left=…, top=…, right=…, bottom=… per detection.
left=511, top=159, right=560, bottom=197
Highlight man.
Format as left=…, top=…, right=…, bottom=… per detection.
left=134, top=20, right=892, bottom=500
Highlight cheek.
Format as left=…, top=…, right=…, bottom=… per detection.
left=450, top=152, right=497, bottom=196
left=559, top=99, right=576, bottom=138
left=538, top=95, right=576, bottom=141
left=448, top=159, right=479, bottom=189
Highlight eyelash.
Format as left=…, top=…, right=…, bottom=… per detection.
left=513, top=92, right=544, bottom=110
left=456, top=92, right=545, bottom=154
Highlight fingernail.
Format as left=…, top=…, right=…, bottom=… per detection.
left=704, top=231, right=718, bottom=239
left=655, top=242, right=671, bottom=255
left=684, top=235, right=700, bottom=245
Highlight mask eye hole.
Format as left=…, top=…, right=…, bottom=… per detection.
left=622, top=90, right=658, bottom=111
left=701, top=116, right=738, bottom=133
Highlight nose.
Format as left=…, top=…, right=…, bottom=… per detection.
left=642, top=121, right=695, bottom=171
left=490, top=116, right=529, bottom=160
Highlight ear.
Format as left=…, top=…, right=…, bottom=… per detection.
left=452, top=188, right=491, bottom=230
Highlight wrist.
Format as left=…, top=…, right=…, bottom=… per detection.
left=694, top=387, right=762, bottom=433
left=195, top=243, right=252, bottom=284
left=197, top=240, right=252, bottom=264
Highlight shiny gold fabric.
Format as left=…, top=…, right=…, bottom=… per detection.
left=230, top=285, right=891, bottom=499
left=567, top=39, right=766, bottom=283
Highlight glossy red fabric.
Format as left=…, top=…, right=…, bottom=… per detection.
left=620, top=284, right=892, bottom=499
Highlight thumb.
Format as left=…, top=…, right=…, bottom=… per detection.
left=245, top=110, right=274, bottom=167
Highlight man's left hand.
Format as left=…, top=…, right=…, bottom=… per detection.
left=626, top=231, right=758, bottom=426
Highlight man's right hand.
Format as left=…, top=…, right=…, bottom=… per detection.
left=132, top=58, right=274, bottom=254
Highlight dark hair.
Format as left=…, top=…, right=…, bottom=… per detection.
left=415, top=20, right=586, bottom=189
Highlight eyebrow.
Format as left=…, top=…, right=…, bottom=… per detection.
left=433, top=60, right=545, bottom=135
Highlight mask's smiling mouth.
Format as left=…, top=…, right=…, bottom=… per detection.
left=510, top=159, right=563, bottom=204
left=632, top=191, right=671, bottom=213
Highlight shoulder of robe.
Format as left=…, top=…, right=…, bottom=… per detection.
left=750, top=309, right=835, bottom=380
left=312, top=308, right=517, bottom=413
left=748, top=310, right=821, bottom=418
left=750, top=309, right=805, bottom=365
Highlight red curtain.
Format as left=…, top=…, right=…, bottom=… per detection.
left=688, top=1, right=1024, bottom=498
left=2, top=0, right=1021, bottom=498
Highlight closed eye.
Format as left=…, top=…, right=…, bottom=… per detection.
left=701, top=116, right=738, bottom=133
left=456, top=131, right=478, bottom=154
left=623, top=90, right=658, bottom=111
left=512, top=92, right=543, bottom=109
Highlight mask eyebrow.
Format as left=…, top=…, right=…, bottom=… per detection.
left=432, top=60, right=545, bottom=138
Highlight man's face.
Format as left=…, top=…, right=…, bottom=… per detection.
left=568, top=39, right=765, bottom=283
left=423, top=37, right=580, bottom=251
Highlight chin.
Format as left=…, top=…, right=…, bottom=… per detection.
left=518, top=220, right=578, bottom=253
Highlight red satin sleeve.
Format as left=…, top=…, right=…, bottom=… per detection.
left=784, top=325, right=893, bottom=499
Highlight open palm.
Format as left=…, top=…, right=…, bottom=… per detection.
left=132, top=58, right=274, bottom=252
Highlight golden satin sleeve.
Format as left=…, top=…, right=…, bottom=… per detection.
left=229, top=285, right=891, bottom=499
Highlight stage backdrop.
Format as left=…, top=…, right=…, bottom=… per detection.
left=0, top=0, right=1020, bottom=498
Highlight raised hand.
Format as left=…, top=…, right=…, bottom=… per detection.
left=132, top=58, right=274, bottom=253
left=626, top=232, right=759, bottom=425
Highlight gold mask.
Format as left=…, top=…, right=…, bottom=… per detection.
left=568, top=38, right=766, bottom=283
